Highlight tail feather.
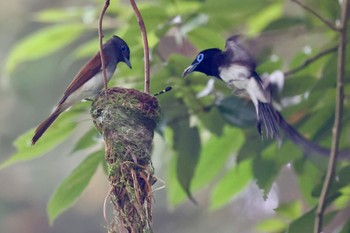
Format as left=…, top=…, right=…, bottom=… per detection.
left=278, top=112, right=350, bottom=159
left=257, top=101, right=282, bottom=143
left=32, top=109, right=61, bottom=145
left=257, top=101, right=350, bottom=159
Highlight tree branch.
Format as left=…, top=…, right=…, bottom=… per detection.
left=284, top=45, right=338, bottom=77
left=291, top=0, right=339, bottom=31
left=129, top=0, right=150, bottom=94
left=98, top=0, right=110, bottom=96
left=314, top=0, right=350, bottom=232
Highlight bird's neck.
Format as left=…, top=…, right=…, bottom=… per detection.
left=210, top=52, right=225, bottom=80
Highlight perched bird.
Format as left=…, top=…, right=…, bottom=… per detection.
left=183, top=35, right=349, bottom=158
left=32, top=35, right=132, bottom=145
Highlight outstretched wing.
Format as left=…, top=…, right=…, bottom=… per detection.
left=225, top=35, right=256, bottom=66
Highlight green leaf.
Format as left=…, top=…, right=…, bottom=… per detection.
left=34, top=7, right=97, bottom=23
left=287, top=47, right=331, bottom=84
left=200, top=0, right=266, bottom=17
left=256, top=58, right=283, bottom=74
left=263, top=17, right=305, bottom=31
left=210, top=159, right=252, bottom=209
left=137, top=5, right=169, bottom=33
left=256, top=218, right=286, bottom=232
left=286, top=208, right=316, bottom=233
left=198, top=107, right=226, bottom=136
left=217, top=96, right=257, bottom=128
left=173, top=122, right=201, bottom=203
left=246, top=2, right=283, bottom=36
left=294, top=159, right=323, bottom=205
left=312, top=54, right=337, bottom=92
left=47, top=151, right=103, bottom=224
left=340, top=219, right=350, bottom=233
left=191, top=126, right=244, bottom=191
left=163, top=95, right=201, bottom=204
left=72, top=127, right=99, bottom=153
left=252, top=152, right=280, bottom=200
left=286, top=207, right=337, bottom=233
left=236, top=130, right=268, bottom=163
left=299, top=94, right=335, bottom=141
left=312, top=165, right=350, bottom=198
left=0, top=111, right=78, bottom=170
left=275, top=201, right=303, bottom=220
left=165, top=1, right=201, bottom=15
left=187, top=27, right=225, bottom=49
left=334, top=186, right=350, bottom=209
left=283, top=74, right=317, bottom=97
left=71, top=38, right=100, bottom=58
left=5, top=24, right=85, bottom=74
left=167, top=153, right=188, bottom=206
left=316, top=0, right=339, bottom=24
left=252, top=141, right=301, bottom=200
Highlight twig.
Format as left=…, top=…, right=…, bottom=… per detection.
left=284, top=45, right=338, bottom=77
left=98, top=0, right=110, bottom=96
left=291, top=0, right=339, bottom=31
left=314, top=1, right=350, bottom=233
left=129, top=0, right=150, bottom=94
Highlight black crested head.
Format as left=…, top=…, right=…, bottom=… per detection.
left=183, top=48, right=223, bottom=79
left=106, top=35, right=132, bottom=69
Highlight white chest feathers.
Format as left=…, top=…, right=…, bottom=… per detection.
left=218, top=64, right=270, bottom=104
left=219, top=64, right=251, bottom=89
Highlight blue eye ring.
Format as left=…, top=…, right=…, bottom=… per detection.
left=121, top=45, right=127, bottom=52
left=196, top=53, right=204, bottom=62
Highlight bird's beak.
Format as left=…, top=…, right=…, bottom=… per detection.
left=124, top=57, right=132, bottom=69
left=182, top=63, right=198, bottom=78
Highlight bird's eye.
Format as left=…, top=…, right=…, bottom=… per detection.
left=196, top=53, right=204, bottom=62
left=121, top=45, right=127, bottom=52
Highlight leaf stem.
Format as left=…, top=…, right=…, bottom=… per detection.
left=284, top=45, right=338, bottom=77
left=291, top=0, right=339, bottom=31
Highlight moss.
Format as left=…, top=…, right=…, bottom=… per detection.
left=91, top=87, right=160, bottom=233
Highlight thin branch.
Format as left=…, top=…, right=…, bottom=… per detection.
left=98, top=0, right=110, bottom=96
left=129, top=0, right=150, bottom=94
left=291, top=0, right=339, bottom=31
left=284, top=45, right=338, bottom=77
left=314, top=0, right=349, bottom=232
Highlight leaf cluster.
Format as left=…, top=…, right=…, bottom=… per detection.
left=2, top=0, right=350, bottom=231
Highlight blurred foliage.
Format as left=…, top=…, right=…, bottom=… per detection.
left=2, top=0, right=350, bottom=231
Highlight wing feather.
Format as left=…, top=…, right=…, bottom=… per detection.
left=58, top=52, right=110, bottom=105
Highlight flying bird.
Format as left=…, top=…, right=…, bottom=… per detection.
left=32, top=35, right=132, bottom=145
left=183, top=35, right=349, bottom=158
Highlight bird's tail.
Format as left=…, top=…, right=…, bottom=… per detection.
left=257, top=101, right=350, bottom=159
left=257, top=101, right=282, bottom=143
left=32, top=108, right=61, bottom=145
left=278, top=112, right=350, bottom=159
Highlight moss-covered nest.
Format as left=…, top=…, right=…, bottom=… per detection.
left=91, top=87, right=160, bottom=233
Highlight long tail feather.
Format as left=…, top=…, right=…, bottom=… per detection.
left=32, top=108, right=62, bottom=145
left=277, top=112, right=350, bottom=159
left=257, top=101, right=350, bottom=159
left=257, top=101, right=282, bottom=143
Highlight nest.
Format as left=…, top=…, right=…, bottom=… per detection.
left=91, top=87, right=160, bottom=233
